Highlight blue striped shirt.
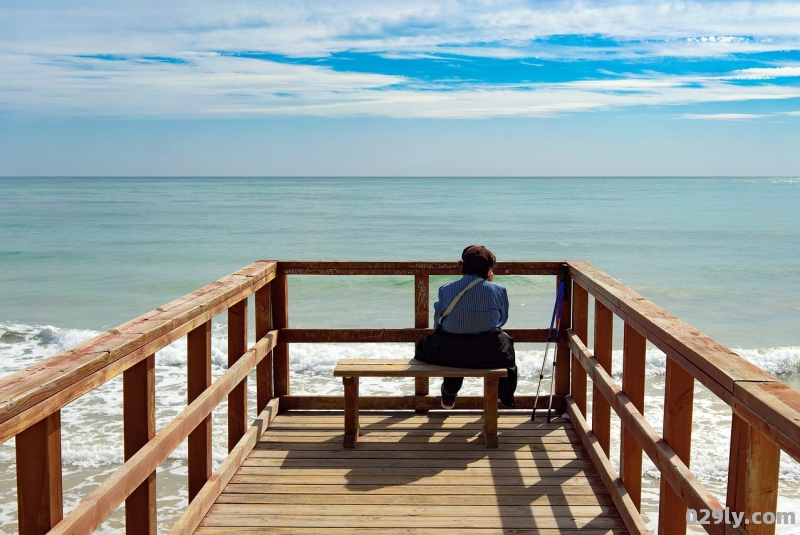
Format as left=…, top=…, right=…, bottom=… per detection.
left=433, top=275, right=509, bottom=334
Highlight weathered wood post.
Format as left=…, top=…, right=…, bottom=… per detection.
left=228, top=298, right=248, bottom=451
left=658, top=358, right=694, bottom=535
left=727, top=413, right=781, bottom=535
left=571, top=282, right=589, bottom=416
left=554, top=271, right=572, bottom=408
left=123, top=354, right=156, bottom=534
left=255, top=283, right=273, bottom=413
left=620, top=323, right=646, bottom=511
left=593, top=300, right=613, bottom=456
left=187, top=320, right=212, bottom=501
left=272, top=271, right=290, bottom=400
left=16, top=412, right=62, bottom=535
left=414, top=274, right=429, bottom=413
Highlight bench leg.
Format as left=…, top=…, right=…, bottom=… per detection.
left=483, top=377, right=499, bottom=448
left=343, top=376, right=359, bottom=448
left=415, top=377, right=429, bottom=414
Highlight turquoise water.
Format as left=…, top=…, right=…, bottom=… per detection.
left=1, top=177, right=798, bottom=346
left=1, top=177, right=800, bottom=533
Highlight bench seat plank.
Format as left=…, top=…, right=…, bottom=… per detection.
left=334, top=358, right=506, bottom=449
left=334, top=359, right=507, bottom=378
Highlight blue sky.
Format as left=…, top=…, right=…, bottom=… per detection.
left=1, top=0, right=799, bottom=175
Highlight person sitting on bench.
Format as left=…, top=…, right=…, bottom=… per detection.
left=415, top=245, right=517, bottom=409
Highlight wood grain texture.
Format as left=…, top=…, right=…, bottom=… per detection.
left=483, top=376, right=499, bottom=448
left=254, top=284, right=272, bottom=413
left=228, top=299, right=248, bottom=452
left=47, top=332, right=278, bottom=535
left=197, top=411, right=627, bottom=534
left=272, top=273, right=290, bottom=398
left=16, top=411, right=62, bottom=535
left=281, top=328, right=548, bottom=343
left=169, top=399, right=279, bottom=535
left=334, top=359, right=507, bottom=378
left=188, top=321, right=212, bottom=502
left=0, top=261, right=276, bottom=437
left=568, top=260, right=775, bottom=402
left=571, top=281, right=589, bottom=416
left=555, top=273, right=572, bottom=397
left=566, top=397, right=650, bottom=535
left=279, top=394, right=564, bottom=411
left=278, top=260, right=565, bottom=276
left=123, top=354, right=156, bottom=535
left=414, top=274, right=430, bottom=413
left=732, top=380, right=800, bottom=463
left=414, top=274, right=429, bottom=328
left=621, top=323, right=646, bottom=511
left=657, top=358, right=694, bottom=535
left=726, top=413, right=781, bottom=535
left=568, top=330, right=724, bottom=530
left=343, top=377, right=359, bottom=449
left=593, top=300, right=613, bottom=456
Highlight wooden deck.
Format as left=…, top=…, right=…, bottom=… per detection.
left=196, top=411, right=628, bottom=534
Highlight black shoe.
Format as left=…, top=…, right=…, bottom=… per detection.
left=440, top=385, right=456, bottom=409
left=500, top=395, right=516, bottom=408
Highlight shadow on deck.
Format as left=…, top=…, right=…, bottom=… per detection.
left=196, top=411, right=628, bottom=534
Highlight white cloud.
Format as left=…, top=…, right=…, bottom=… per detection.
left=683, top=113, right=768, bottom=120
left=1, top=1, right=800, bottom=58
left=729, top=67, right=800, bottom=79
left=1, top=1, right=800, bottom=118
left=2, top=51, right=800, bottom=119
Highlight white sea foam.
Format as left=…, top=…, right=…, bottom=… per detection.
left=2, top=320, right=800, bottom=535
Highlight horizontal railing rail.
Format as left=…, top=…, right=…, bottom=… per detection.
left=1, top=260, right=570, bottom=535
left=269, top=260, right=572, bottom=415
left=2, top=259, right=797, bottom=535
left=0, top=261, right=278, bottom=535
left=566, top=260, right=800, bottom=535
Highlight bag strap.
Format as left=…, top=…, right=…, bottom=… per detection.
left=438, top=277, right=482, bottom=326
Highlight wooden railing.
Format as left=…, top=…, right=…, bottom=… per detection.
left=566, top=260, right=800, bottom=535
left=1, top=260, right=797, bottom=535
left=0, top=261, right=279, bottom=535
left=275, top=261, right=566, bottom=412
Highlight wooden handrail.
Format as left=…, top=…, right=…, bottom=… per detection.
left=49, top=332, right=278, bottom=535
left=278, top=260, right=565, bottom=275
left=2, top=259, right=796, bottom=535
left=568, top=331, right=724, bottom=524
left=0, top=261, right=277, bottom=443
left=566, top=260, right=796, bottom=535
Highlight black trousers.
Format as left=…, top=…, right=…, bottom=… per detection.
left=441, top=369, right=517, bottom=402
left=415, top=329, right=517, bottom=405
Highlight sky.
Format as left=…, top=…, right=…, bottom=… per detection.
left=1, top=0, right=799, bottom=176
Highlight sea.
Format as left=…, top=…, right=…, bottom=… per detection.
left=1, top=177, right=799, bottom=533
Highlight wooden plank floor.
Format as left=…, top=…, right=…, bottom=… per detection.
left=196, top=411, right=628, bottom=534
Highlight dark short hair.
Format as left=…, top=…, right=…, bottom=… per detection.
left=459, top=245, right=496, bottom=279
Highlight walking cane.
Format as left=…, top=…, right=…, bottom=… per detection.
left=531, top=264, right=568, bottom=421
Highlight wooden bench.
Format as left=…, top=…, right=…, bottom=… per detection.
left=333, top=358, right=508, bottom=449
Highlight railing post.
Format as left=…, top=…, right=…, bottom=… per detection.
left=657, top=358, right=694, bottom=535
left=187, top=320, right=211, bottom=502
left=255, top=283, right=273, bottom=413
left=620, top=323, right=646, bottom=511
left=727, top=412, right=781, bottom=535
left=123, top=354, right=156, bottom=535
left=592, top=300, right=613, bottom=455
left=16, top=411, right=62, bottom=535
left=228, top=298, right=249, bottom=451
left=571, top=282, right=589, bottom=416
left=414, top=274, right=429, bottom=413
left=554, top=272, right=572, bottom=404
left=273, top=272, right=290, bottom=399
